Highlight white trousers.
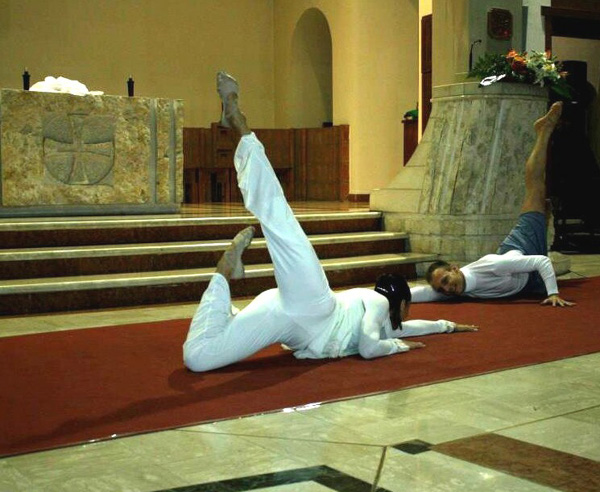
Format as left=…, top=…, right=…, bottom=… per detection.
left=183, top=133, right=337, bottom=372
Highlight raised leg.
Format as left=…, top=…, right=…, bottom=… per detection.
left=217, top=71, right=335, bottom=319
left=521, top=102, right=562, bottom=214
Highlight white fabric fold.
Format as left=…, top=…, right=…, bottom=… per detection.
left=29, top=76, right=104, bottom=96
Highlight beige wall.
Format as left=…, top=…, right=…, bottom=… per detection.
left=432, top=0, right=469, bottom=87
left=0, top=0, right=275, bottom=128
left=274, top=0, right=419, bottom=195
left=1, top=0, right=420, bottom=196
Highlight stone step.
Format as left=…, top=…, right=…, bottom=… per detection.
left=0, top=211, right=382, bottom=248
left=0, top=231, right=408, bottom=279
left=0, top=252, right=437, bottom=315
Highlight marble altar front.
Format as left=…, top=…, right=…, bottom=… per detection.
left=370, top=81, right=548, bottom=262
left=0, top=89, right=183, bottom=217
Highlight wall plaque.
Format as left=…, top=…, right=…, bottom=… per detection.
left=488, top=8, right=513, bottom=40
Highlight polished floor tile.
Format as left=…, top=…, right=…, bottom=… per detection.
left=434, top=433, right=600, bottom=492
left=497, top=415, right=600, bottom=461
left=380, top=447, right=557, bottom=492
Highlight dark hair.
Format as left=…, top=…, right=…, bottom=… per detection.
left=425, top=260, right=451, bottom=284
left=374, top=274, right=411, bottom=330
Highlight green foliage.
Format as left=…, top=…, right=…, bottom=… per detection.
left=469, top=50, right=572, bottom=100
left=468, top=53, right=510, bottom=79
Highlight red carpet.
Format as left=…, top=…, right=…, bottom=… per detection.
left=1, top=277, right=598, bottom=457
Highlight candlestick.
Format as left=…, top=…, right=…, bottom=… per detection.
left=23, top=69, right=31, bottom=91
left=127, top=76, right=134, bottom=97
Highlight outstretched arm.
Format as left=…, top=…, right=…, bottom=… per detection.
left=401, top=319, right=478, bottom=337
left=492, top=252, right=575, bottom=307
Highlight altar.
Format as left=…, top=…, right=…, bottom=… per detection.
left=0, top=89, right=183, bottom=217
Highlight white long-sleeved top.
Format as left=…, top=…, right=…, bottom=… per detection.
left=293, top=288, right=455, bottom=359
left=411, top=250, right=559, bottom=303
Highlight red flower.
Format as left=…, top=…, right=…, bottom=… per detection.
left=507, top=52, right=528, bottom=74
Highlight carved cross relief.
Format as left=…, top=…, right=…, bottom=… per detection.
left=43, top=112, right=116, bottom=185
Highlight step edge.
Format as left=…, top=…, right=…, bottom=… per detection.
left=0, top=211, right=383, bottom=231
left=0, top=253, right=438, bottom=294
left=0, top=232, right=410, bottom=261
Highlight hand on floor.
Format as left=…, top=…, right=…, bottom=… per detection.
left=541, top=294, right=576, bottom=307
left=404, top=341, right=425, bottom=350
left=454, top=324, right=479, bottom=332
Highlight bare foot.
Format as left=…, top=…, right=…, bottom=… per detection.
left=534, top=101, right=562, bottom=136
left=216, top=71, right=250, bottom=134
left=216, top=226, right=255, bottom=280
left=217, top=71, right=239, bottom=127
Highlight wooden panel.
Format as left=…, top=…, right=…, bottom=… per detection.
left=183, top=168, right=200, bottom=203
left=336, top=125, right=349, bottom=201
left=183, top=128, right=213, bottom=170
left=198, top=168, right=234, bottom=203
left=213, top=123, right=237, bottom=151
left=254, top=129, right=294, bottom=169
left=304, top=126, right=349, bottom=201
left=421, top=14, right=433, bottom=132
left=421, top=14, right=432, bottom=72
left=348, top=194, right=369, bottom=203
left=421, top=71, right=432, bottom=131
left=305, top=129, right=335, bottom=200
left=201, top=128, right=213, bottom=169
left=403, top=119, right=419, bottom=165
left=552, top=0, right=600, bottom=12
left=294, top=129, right=308, bottom=201
left=183, top=128, right=201, bottom=169
left=183, top=124, right=349, bottom=203
left=542, top=5, right=600, bottom=51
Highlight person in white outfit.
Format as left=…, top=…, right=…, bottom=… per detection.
left=182, top=72, right=478, bottom=373
left=412, top=102, right=575, bottom=308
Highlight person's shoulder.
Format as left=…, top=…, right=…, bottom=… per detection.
left=337, top=287, right=377, bottom=301
left=337, top=288, right=387, bottom=310
left=361, top=288, right=389, bottom=306
left=470, top=253, right=506, bottom=265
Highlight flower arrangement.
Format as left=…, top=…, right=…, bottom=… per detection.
left=469, top=50, right=571, bottom=99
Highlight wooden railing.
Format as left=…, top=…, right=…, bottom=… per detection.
left=183, top=124, right=349, bottom=203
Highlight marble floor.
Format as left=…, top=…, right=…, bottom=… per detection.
left=1, top=205, right=599, bottom=492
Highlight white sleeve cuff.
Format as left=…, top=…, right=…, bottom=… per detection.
left=443, top=320, right=456, bottom=333
left=394, top=339, right=410, bottom=352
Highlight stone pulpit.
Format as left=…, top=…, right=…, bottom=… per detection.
left=370, top=81, right=548, bottom=262
left=0, top=89, right=183, bottom=217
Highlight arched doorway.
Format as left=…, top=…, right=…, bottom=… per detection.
left=290, top=9, right=343, bottom=201
left=290, top=8, right=333, bottom=128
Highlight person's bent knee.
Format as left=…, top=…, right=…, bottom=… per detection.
left=183, top=347, right=218, bottom=372
left=183, top=354, right=215, bottom=373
